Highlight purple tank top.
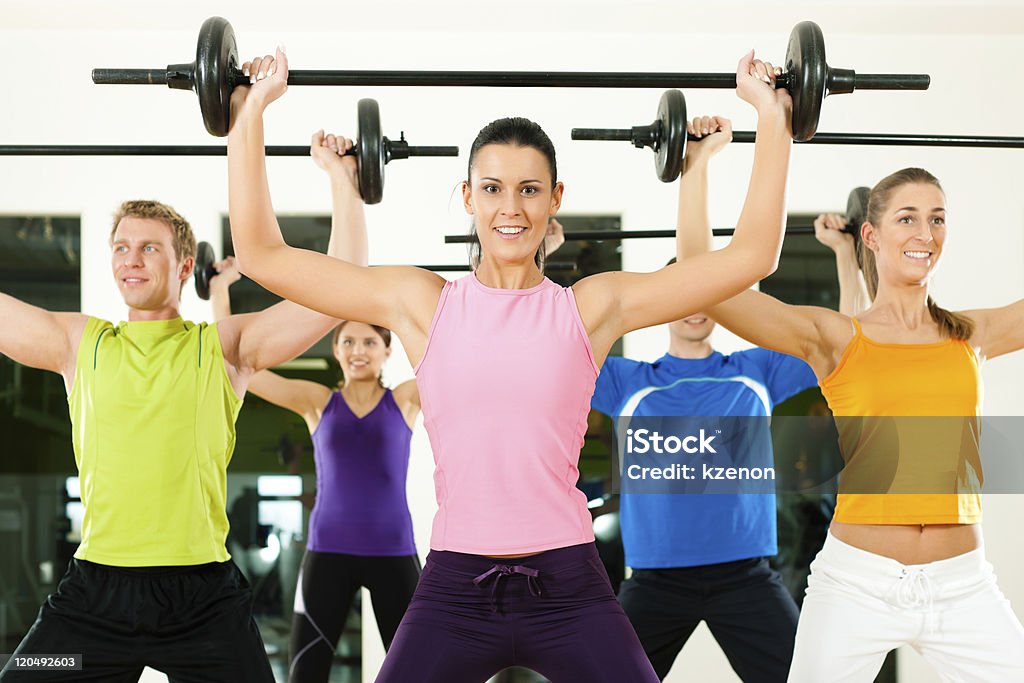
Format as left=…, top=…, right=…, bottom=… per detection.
left=307, top=389, right=416, bottom=555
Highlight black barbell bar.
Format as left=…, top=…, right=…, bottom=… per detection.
left=572, top=89, right=1024, bottom=183
left=571, top=130, right=1024, bottom=149
left=0, top=144, right=459, bottom=156
left=444, top=187, right=869, bottom=244
left=91, top=17, right=928, bottom=140
left=0, top=98, right=458, bottom=205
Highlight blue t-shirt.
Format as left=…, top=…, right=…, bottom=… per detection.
left=592, top=349, right=817, bottom=568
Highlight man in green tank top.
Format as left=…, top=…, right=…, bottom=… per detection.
left=0, top=133, right=365, bottom=681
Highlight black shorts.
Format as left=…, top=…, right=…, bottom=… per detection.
left=0, top=558, right=275, bottom=682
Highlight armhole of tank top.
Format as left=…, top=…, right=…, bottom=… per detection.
left=383, top=388, right=414, bottom=435
left=309, top=391, right=338, bottom=440
left=91, top=320, right=112, bottom=371
left=412, top=280, right=453, bottom=376
left=205, top=322, right=243, bottom=411
left=819, top=318, right=862, bottom=389
left=564, top=286, right=600, bottom=377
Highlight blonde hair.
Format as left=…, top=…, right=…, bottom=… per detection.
left=110, top=200, right=197, bottom=264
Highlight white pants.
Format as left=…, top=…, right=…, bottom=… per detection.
left=788, top=531, right=1024, bottom=683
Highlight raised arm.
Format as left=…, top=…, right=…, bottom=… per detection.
left=672, top=116, right=851, bottom=377
left=0, top=294, right=88, bottom=390
left=210, top=259, right=331, bottom=429
left=675, top=115, right=733, bottom=263
left=813, top=213, right=871, bottom=316
left=226, top=49, right=442, bottom=335
left=963, top=299, right=1024, bottom=360
left=575, top=53, right=795, bottom=357
left=219, top=129, right=375, bottom=376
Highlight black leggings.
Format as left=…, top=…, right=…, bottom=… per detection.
left=288, top=550, right=421, bottom=683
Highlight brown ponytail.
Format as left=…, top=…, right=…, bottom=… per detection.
left=860, top=168, right=974, bottom=341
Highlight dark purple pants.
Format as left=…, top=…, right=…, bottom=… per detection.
left=375, top=542, right=659, bottom=682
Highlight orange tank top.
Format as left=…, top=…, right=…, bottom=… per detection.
left=819, top=318, right=983, bottom=525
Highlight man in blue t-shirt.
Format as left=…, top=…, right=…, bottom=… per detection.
left=590, top=115, right=868, bottom=682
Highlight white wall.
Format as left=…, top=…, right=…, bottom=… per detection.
left=4, top=3, right=1023, bottom=682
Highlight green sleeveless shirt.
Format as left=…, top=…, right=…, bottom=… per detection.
left=67, top=317, right=242, bottom=566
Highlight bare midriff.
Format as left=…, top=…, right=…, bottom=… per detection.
left=830, top=520, right=982, bottom=565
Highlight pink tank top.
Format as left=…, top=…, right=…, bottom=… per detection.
left=414, top=274, right=599, bottom=555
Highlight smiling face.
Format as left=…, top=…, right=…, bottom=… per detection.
left=863, top=182, right=947, bottom=291
left=668, top=313, right=716, bottom=342
left=110, top=216, right=193, bottom=311
left=463, top=143, right=562, bottom=267
left=333, top=321, right=391, bottom=384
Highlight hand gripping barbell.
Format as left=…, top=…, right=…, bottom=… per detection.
left=573, top=89, right=1024, bottom=182
left=0, top=98, right=458, bottom=205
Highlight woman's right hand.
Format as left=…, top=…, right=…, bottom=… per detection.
left=229, top=46, right=289, bottom=123
left=684, top=115, right=732, bottom=169
left=735, top=50, right=792, bottom=119
left=311, top=130, right=360, bottom=194
left=813, top=213, right=855, bottom=252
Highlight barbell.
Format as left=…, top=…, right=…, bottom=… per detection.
left=444, top=186, right=870, bottom=244
left=91, top=17, right=928, bottom=140
left=573, top=89, right=1024, bottom=182
left=0, top=99, right=458, bottom=205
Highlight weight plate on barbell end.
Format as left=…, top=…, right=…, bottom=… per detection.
left=195, top=17, right=239, bottom=137
left=357, top=98, right=385, bottom=205
left=656, top=89, right=687, bottom=182
left=786, top=21, right=827, bottom=142
left=194, top=241, right=217, bottom=300
left=845, top=186, right=871, bottom=237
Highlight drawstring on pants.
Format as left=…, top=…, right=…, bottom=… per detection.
left=891, top=566, right=938, bottom=635
left=473, top=563, right=542, bottom=613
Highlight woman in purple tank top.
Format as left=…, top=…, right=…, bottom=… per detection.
left=229, top=47, right=795, bottom=683
left=210, top=135, right=422, bottom=683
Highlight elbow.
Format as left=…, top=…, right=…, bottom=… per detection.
left=761, top=250, right=781, bottom=279
left=232, top=242, right=276, bottom=283
left=731, top=244, right=779, bottom=284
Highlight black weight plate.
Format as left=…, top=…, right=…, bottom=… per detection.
left=656, top=89, right=687, bottom=182
left=845, top=185, right=871, bottom=238
left=195, top=17, right=239, bottom=137
left=194, top=241, right=217, bottom=300
left=786, top=21, right=827, bottom=142
left=357, top=98, right=384, bottom=204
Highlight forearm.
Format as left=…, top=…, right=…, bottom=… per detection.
left=327, top=176, right=368, bottom=266
left=676, top=161, right=712, bottom=261
left=227, top=107, right=291, bottom=277
left=210, top=283, right=233, bottom=321
left=834, top=242, right=870, bottom=316
left=728, top=110, right=791, bottom=275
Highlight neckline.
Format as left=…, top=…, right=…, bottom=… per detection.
left=660, top=351, right=722, bottom=367
left=118, top=317, right=187, bottom=338
left=468, top=272, right=551, bottom=296
left=338, top=388, right=389, bottom=420
left=854, top=319, right=957, bottom=349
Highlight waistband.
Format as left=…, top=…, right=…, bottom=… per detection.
left=73, top=558, right=230, bottom=577
left=425, top=542, right=599, bottom=576
left=820, top=531, right=986, bottom=580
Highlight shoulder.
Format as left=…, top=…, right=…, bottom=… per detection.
left=392, top=379, right=420, bottom=408
left=733, top=346, right=784, bottom=369
left=572, top=271, right=621, bottom=302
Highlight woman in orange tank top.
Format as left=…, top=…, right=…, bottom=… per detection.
left=683, top=167, right=1024, bottom=682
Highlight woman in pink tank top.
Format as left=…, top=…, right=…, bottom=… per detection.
left=227, top=47, right=794, bottom=683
